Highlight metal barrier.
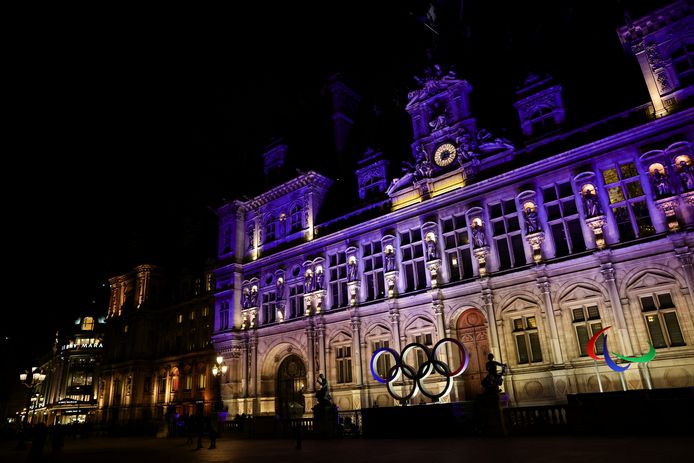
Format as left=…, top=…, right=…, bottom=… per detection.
left=503, top=404, right=568, bottom=435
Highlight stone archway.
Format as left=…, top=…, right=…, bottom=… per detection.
left=456, top=308, right=489, bottom=400
left=276, top=355, right=306, bottom=419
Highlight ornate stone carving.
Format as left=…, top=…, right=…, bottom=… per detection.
left=586, top=215, right=607, bottom=249
left=526, top=231, right=545, bottom=263
left=473, top=246, right=490, bottom=277
left=645, top=41, right=663, bottom=69
left=600, top=264, right=616, bottom=282
left=656, top=72, right=671, bottom=93
left=426, top=259, right=442, bottom=288
left=655, top=198, right=680, bottom=232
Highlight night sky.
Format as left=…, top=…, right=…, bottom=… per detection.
left=5, top=0, right=665, bottom=366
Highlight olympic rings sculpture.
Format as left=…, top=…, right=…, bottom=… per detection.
left=370, top=337, right=470, bottom=402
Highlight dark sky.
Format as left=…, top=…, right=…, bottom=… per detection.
left=5, top=0, right=665, bottom=365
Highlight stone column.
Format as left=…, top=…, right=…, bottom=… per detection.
left=600, top=263, right=634, bottom=356
left=481, top=286, right=501, bottom=359
left=248, top=336, right=258, bottom=398
left=675, top=249, right=694, bottom=307
left=317, top=317, right=327, bottom=376
left=306, top=324, right=316, bottom=392
left=233, top=268, right=243, bottom=328
left=350, top=315, right=363, bottom=386
left=241, top=338, right=249, bottom=397
left=537, top=277, right=564, bottom=365
left=388, top=304, right=403, bottom=353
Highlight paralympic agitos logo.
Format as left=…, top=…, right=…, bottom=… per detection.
left=586, top=326, right=656, bottom=372
left=370, top=338, right=469, bottom=402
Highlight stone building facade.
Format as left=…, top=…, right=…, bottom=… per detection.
left=212, top=3, right=694, bottom=416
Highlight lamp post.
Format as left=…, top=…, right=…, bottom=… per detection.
left=16, top=367, right=46, bottom=450
left=212, top=355, right=228, bottom=438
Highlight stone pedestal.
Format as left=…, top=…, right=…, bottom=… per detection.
left=312, top=403, right=339, bottom=438
left=474, top=392, right=507, bottom=437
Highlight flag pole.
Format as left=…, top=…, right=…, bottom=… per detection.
left=593, top=360, right=604, bottom=393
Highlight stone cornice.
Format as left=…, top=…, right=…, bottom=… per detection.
left=617, top=1, right=690, bottom=46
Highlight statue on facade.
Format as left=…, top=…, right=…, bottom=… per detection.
left=678, top=160, right=694, bottom=192
left=247, top=226, right=255, bottom=250
left=304, top=271, right=314, bottom=293
left=524, top=207, right=540, bottom=234
left=426, top=237, right=438, bottom=260
left=242, top=288, right=251, bottom=309
left=428, top=114, right=447, bottom=132
left=582, top=188, right=602, bottom=217
left=347, top=259, right=358, bottom=282
left=315, top=268, right=325, bottom=291
left=276, top=278, right=285, bottom=300
left=385, top=249, right=396, bottom=272
left=315, top=373, right=332, bottom=406
left=481, top=353, right=507, bottom=393
left=651, top=169, right=671, bottom=198
left=455, top=132, right=477, bottom=162
left=471, top=221, right=487, bottom=248
left=249, top=287, right=258, bottom=307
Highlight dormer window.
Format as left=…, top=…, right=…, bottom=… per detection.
left=671, top=42, right=694, bottom=88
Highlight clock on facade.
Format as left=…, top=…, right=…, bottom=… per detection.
left=434, top=143, right=457, bottom=167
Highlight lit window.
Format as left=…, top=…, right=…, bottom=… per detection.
left=335, top=346, right=352, bottom=384
left=189, top=311, right=196, bottom=321
left=177, top=314, right=183, bottom=324
left=201, top=306, right=209, bottom=317
left=81, top=317, right=95, bottom=331
left=513, top=316, right=543, bottom=364
left=572, top=305, right=604, bottom=356
left=197, top=374, right=206, bottom=390
left=639, top=293, right=685, bottom=348
left=362, top=241, right=385, bottom=301
left=441, top=215, right=474, bottom=281
left=601, top=162, right=654, bottom=240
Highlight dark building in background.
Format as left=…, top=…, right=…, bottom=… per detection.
left=97, top=264, right=217, bottom=428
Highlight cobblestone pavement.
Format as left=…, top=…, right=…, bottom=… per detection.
left=0, top=435, right=690, bottom=463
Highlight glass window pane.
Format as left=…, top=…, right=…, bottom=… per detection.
left=543, top=186, right=557, bottom=202
left=445, top=235, right=456, bottom=249
left=620, top=163, right=638, bottom=179
left=558, top=182, right=573, bottom=198
left=526, top=316, right=537, bottom=328
left=513, top=319, right=524, bottom=331
left=563, top=199, right=578, bottom=216
left=640, top=296, right=657, bottom=312
left=442, top=218, right=454, bottom=233
left=503, top=200, right=516, bottom=214
left=657, top=293, right=675, bottom=309
left=496, top=238, right=511, bottom=270
left=625, top=181, right=644, bottom=199
left=454, top=215, right=467, bottom=229
left=567, top=219, right=586, bottom=253
left=663, top=312, right=685, bottom=346
left=516, top=335, right=529, bottom=364
left=552, top=223, right=569, bottom=257
left=528, top=333, right=543, bottom=362
left=587, top=306, right=600, bottom=319
left=602, top=168, right=619, bottom=185
left=493, top=221, right=506, bottom=236
left=510, top=234, right=526, bottom=266
left=645, top=314, right=667, bottom=348
left=608, top=187, right=625, bottom=204
left=490, top=203, right=503, bottom=218
left=547, top=204, right=562, bottom=221
left=572, top=308, right=585, bottom=321
left=456, top=231, right=469, bottom=245
left=576, top=325, right=589, bottom=356
left=461, top=249, right=473, bottom=279
left=447, top=252, right=460, bottom=281
left=507, top=216, right=520, bottom=232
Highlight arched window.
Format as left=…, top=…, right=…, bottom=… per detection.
left=265, top=216, right=276, bottom=243
left=671, top=42, right=694, bottom=88
left=289, top=204, right=302, bottom=233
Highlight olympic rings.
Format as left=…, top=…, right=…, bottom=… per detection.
left=370, top=337, right=470, bottom=402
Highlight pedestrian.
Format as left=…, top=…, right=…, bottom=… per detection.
left=208, top=427, right=217, bottom=449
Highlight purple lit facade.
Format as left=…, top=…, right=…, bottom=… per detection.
left=213, top=3, right=694, bottom=416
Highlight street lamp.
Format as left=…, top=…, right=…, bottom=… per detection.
left=16, top=367, right=46, bottom=450
left=212, top=356, right=227, bottom=416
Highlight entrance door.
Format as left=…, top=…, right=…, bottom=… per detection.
left=457, top=308, right=489, bottom=400
left=276, top=355, right=306, bottom=418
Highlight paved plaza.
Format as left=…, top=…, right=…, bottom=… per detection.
left=0, top=435, right=690, bottom=463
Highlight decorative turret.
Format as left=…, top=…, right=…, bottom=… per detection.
left=513, top=73, right=565, bottom=138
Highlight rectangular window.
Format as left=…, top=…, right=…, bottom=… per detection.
left=442, top=215, right=474, bottom=281
left=572, top=305, right=603, bottom=356
left=513, top=316, right=543, bottom=364
left=489, top=200, right=526, bottom=270
left=262, top=292, right=277, bottom=324
left=184, top=375, right=192, bottom=391
left=542, top=182, right=586, bottom=257
left=640, top=293, right=686, bottom=348
left=329, top=251, right=349, bottom=309
left=363, top=241, right=385, bottom=301
left=336, top=346, right=353, bottom=384
left=197, top=374, right=206, bottom=390
left=219, top=302, right=229, bottom=331
left=372, top=340, right=391, bottom=379
left=289, top=284, right=305, bottom=319
left=414, top=333, right=433, bottom=369
left=602, top=163, right=654, bottom=241
left=400, top=228, right=427, bottom=292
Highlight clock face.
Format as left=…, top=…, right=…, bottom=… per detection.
left=434, top=143, right=457, bottom=167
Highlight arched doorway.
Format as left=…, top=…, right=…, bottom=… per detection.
left=276, top=355, right=306, bottom=418
left=456, top=308, right=490, bottom=400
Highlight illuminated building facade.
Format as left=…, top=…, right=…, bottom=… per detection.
left=21, top=315, right=105, bottom=425
left=97, top=265, right=217, bottom=426
left=212, top=2, right=694, bottom=416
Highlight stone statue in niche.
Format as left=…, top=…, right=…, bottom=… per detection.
left=524, top=207, right=540, bottom=234
left=249, top=287, right=258, bottom=307
left=304, top=272, right=314, bottom=293
left=678, top=160, right=694, bottom=192
left=651, top=169, right=671, bottom=198
left=276, top=278, right=285, bottom=300
left=241, top=288, right=251, bottom=309
left=471, top=221, right=487, bottom=248
left=582, top=189, right=602, bottom=217
left=347, top=259, right=358, bottom=282
left=385, top=249, right=396, bottom=272
left=426, top=237, right=438, bottom=260
left=315, top=269, right=325, bottom=291
left=247, top=226, right=255, bottom=250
